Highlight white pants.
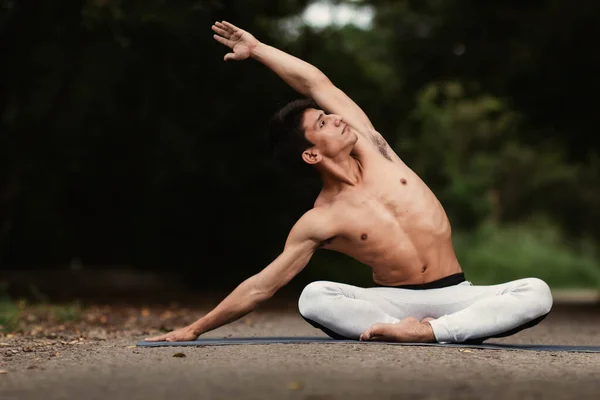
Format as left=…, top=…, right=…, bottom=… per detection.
left=298, top=277, right=553, bottom=343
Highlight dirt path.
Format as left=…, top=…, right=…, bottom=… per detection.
left=1, top=304, right=600, bottom=399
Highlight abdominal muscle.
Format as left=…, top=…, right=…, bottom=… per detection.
left=369, top=235, right=461, bottom=286
left=327, top=214, right=461, bottom=286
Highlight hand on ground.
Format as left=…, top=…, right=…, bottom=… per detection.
left=145, top=326, right=198, bottom=342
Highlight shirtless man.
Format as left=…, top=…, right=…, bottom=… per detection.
left=145, top=21, right=552, bottom=344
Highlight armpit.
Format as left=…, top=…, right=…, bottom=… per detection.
left=370, top=132, right=393, bottom=161
left=319, top=236, right=337, bottom=248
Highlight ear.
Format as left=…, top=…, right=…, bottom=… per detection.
left=302, top=148, right=322, bottom=165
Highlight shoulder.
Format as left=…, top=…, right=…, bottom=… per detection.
left=286, top=207, right=338, bottom=246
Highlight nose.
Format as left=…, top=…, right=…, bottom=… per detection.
left=331, top=114, right=343, bottom=126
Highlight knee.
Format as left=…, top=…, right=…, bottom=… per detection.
left=523, top=278, right=553, bottom=317
left=298, top=281, right=336, bottom=319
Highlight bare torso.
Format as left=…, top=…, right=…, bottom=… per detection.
left=315, top=131, right=462, bottom=286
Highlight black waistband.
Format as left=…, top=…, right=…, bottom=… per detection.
left=376, top=272, right=466, bottom=290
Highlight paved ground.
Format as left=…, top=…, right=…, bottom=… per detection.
left=1, top=303, right=600, bottom=400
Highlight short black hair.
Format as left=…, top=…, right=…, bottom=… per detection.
left=269, top=98, right=320, bottom=180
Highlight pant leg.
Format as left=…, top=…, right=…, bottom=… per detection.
left=428, top=278, right=553, bottom=343
left=298, top=278, right=553, bottom=343
left=298, top=280, right=478, bottom=339
left=298, top=280, right=476, bottom=339
left=298, top=281, right=402, bottom=339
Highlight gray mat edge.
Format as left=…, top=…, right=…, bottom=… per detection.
left=136, top=337, right=600, bottom=353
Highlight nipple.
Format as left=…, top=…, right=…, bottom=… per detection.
left=361, top=233, right=368, bottom=241
left=400, top=178, right=407, bottom=185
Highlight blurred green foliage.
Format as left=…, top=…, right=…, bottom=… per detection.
left=455, top=222, right=600, bottom=288
left=0, top=284, right=22, bottom=333
left=1, top=0, right=599, bottom=288
left=0, top=283, right=82, bottom=333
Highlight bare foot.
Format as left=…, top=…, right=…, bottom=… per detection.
left=360, top=317, right=436, bottom=343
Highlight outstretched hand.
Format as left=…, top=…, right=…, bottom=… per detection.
left=144, top=325, right=199, bottom=342
left=212, top=21, right=260, bottom=61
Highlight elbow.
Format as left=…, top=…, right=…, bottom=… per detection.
left=247, top=279, right=276, bottom=304
left=306, top=70, right=330, bottom=91
left=249, top=287, right=275, bottom=306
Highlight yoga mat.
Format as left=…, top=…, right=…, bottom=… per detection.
left=136, top=337, right=600, bottom=353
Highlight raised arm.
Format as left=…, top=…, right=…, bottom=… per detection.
left=145, top=209, right=335, bottom=342
left=211, top=21, right=376, bottom=135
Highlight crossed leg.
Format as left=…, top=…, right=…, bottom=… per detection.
left=298, top=278, right=553, bottom=343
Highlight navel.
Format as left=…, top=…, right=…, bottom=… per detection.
left=421, top=265, right=427, bottom=273
left=400, top=178, right=407, bottom=185
left=361, top=233, right=368, bottom=241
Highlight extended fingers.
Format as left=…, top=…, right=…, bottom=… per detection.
left=215, top=21, right=235, bottom=36
left=221, top=21, right=239, bottom=32
left=213, top=34, right=232, bottom=47
left=144, top=334, right=167, bottom=342
left=215, top=21, right=228, bottom=30
left=212, top=24, right=230, bottom=38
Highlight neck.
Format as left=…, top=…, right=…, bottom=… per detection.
left=318, top=154, right=362, bottom=191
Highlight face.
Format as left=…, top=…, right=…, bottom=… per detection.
left=301, top=108, right=358, bottom=164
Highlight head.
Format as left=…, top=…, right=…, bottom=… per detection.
left=269, top=98, right=358, bottom=179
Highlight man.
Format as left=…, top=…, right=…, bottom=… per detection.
left=146, top=21, right=552, bottom=344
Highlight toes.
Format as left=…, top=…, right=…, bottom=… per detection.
left=359, top=329, right=371, bottom=341
left=369, top=323, right=385, bottom=336
left=361, top=323, right=385, bottom=341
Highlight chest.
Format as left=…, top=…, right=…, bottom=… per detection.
left=317, top=159, right=435, bottom=249
left=325, top=188, right=410, bottom=250
left=356, top=162, right=423, bottom=218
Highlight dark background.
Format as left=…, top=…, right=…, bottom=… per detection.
left=1, top=0, right=599, bottom=296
